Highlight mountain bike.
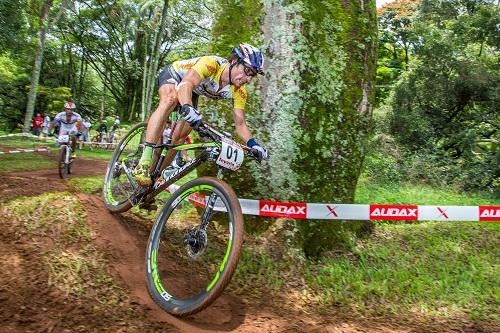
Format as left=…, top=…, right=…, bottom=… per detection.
left=57, top=133, right=76, bottom=179
left=103, top=121, right=259, bottom=316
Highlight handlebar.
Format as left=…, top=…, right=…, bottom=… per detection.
left=154, top=121, right=260, bottom=161
left=195, top=122, right=263, bottom=161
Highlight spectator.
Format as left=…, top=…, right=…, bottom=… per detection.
left=81, top=117, right=92, bottom=143
left=32, top=113, right=44, bottom=136
left=41, top=113, right=51, bottom=137
left=108, top=116, right=121, bottom=143
left=96, top=121, right=108, bottom=143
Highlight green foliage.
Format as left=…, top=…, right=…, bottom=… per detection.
left=0, top=53, right=30, bottom=130
left=388, top=0, right=499, bottom=193
left=0, top=0, right=28, bottom=52
left=0, top=150, right=54, bottom=172
left=210, top=0, right=263, bottom=53
left=307, top=222, right=499, bottom=320
left=35, top=85, right=72, bottom=115
left=376, top=0, right=419, bottom=105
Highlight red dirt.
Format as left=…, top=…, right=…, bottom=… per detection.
left=0, top=156, right=495, bottom=332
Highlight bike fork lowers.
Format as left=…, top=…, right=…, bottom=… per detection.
left=199, top=168, right=225, bottom=231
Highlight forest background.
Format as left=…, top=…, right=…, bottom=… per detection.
left=0, top=0, right=499, bottom=328
left=0, top=0, right=498, bottom=253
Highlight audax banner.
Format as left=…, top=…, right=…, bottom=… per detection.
left=166, top=185, right=499, bottom=222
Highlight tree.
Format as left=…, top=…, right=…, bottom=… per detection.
left=22, top=0, right=69, bottom=133
left=208, top=0, right=377, bottom=257
left=377, top=0, right=419, bottom=65
left=376, top=0, right=419, bottom=103
left=0, top=0, right=28, bottom=52
left=390, top=0, right=499, bottom=192
left=140, top=0, right=169, bottom=121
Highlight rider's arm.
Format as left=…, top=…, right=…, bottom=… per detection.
left=233, top=108, right=252, bottom=143
left=76, top=121, right=83, bottom=132
left=177, top=69, right=202, bottom=106
left=48, top=120, right=57, bottom=132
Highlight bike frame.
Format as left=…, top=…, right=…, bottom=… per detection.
left=59, top=137, right=74, bottom=164
left=136, top=141, right=221, bottom=205
left=105, top=122, right=253, bottom=209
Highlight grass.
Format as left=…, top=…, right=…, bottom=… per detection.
left=231, top=178, right=500, bottom=323
left=77, top=148, right=114, bottom=160
left=0, top=135, right=54, bottom=149
left=2, top=134, right=498, bottom=325
left=0, top=135, right=114, bottom=159
left=0, top=151, right=54, bottom=172
left=355, top=177, right=500, bottom=205
left=68, top=175, right=105, bottom=194
left=0, top=192, right=128, bottom=304
left=305, top=222, right=499, bottom=320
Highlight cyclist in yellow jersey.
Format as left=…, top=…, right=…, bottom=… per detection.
left=133, top=43, right=268, bottom=186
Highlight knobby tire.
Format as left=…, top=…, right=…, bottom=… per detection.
left=145, top=176, right=243, bottom=317
left=58, top=145, right=68, bottom=179
left=103, top=122, right=146, bottom=213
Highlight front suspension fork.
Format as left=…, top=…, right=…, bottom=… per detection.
left=199, top=168, right=225, bottom=231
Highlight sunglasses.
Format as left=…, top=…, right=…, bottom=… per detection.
left=242, top=64, right=257, bottom=77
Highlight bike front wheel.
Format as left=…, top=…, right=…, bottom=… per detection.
left=103, top=122, right=146, bottom=213
left=58, top=145, right=69, bottom=179
left=146, top=176, right=244, bottom=317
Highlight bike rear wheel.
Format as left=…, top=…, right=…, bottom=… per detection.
left=146, top=176, right=243, bottom=317
left=58, top=145, right=69, bottom=179
left=103, top=122, right=146, bottom=213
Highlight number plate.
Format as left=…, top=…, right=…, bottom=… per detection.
left=216, top=137, right=244, bottom=171
left=58, top=134, right=69, bottom=143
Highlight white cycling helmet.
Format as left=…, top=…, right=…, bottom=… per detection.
left=64, top=102, right=76, bottom=109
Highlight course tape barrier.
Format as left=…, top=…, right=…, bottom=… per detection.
left=0, top=133, right=117, bottom=148
left=166, top=185, right=499, bottom=222
left=0, top=148, right=50, bottom=154
left=3, top=134, right=496, bottom=222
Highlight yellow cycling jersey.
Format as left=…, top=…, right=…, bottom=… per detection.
left=170, top=56, right=247, bottom=110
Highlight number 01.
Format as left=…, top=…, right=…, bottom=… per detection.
left=226, top=146, right=238, bottom=162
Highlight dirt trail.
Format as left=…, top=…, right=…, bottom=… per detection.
left=0, top=156, right=486, bottom=332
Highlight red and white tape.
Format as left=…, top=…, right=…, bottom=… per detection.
left=0, top=133, right=117, bottom=147
left=0, top=133, right=50, bottom=140
left=166, top=185, right=499, bottom=222
left=0, top=148, right=50, bottom=154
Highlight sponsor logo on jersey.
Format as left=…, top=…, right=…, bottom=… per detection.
left=479, top=206, right=500, bottom=221
left=205, top=64, right=217, bottom=74
left=259, top=201, right=307, bottom=218
left=369, top=205, right=418, bottom=220
left=237, top=87, right=247, bottom=99
left=177, top=63, right=193, bottom=70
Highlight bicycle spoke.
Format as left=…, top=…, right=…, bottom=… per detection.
left=146, top=178, right=243, bottom=316
left=104, top=123, right=146, bottom=212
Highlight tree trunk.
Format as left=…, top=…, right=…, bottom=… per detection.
left=23, top=0, right=51, bottom=133
left=23, top=0, right=69, bottom=132
left=209, top=0, right=377, bottom=257
left=141, top=0, right=169, bottom=121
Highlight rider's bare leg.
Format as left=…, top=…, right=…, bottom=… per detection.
left=138, top=84, right=178, bottom=164
left=134, top=84, right=178, bottom=185
left=159, top=121, right=192, bottom=171
left=145, top=84, right=178, bottom=143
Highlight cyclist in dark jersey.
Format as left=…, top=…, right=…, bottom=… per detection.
left=133, top=43, right=268, bottom=186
